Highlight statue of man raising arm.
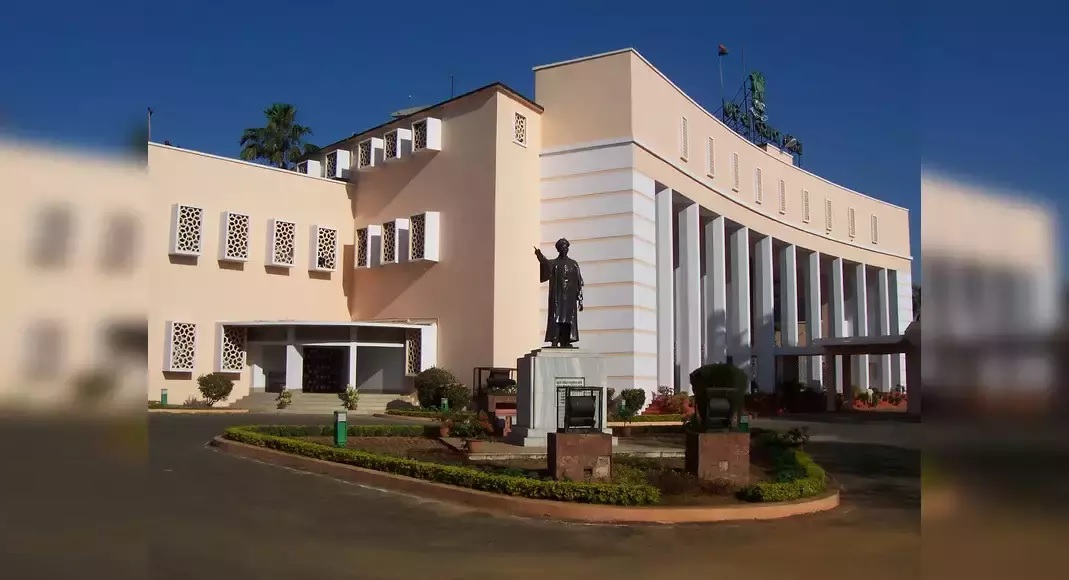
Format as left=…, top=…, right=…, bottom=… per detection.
left=534, top=238, right=584, bottom=348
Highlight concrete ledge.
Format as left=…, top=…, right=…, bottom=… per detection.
left=149, top=408, right=250, bottom=414
left=212, top=436, right=839, bottom=524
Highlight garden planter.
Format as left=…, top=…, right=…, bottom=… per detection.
left=464, top=439, right=487, bottom=453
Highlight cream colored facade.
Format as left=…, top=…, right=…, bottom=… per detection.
left=0, top=49, right=917, bottom=409
left=143, top=84, right=544, bottom=405
left=535, top=49, right=912, bottom=398
left=0, top=140, right=149, bottom=411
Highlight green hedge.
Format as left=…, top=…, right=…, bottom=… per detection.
left=739, top=447, right=827, bottom=502
left=247, top=424, right=428, bottom=438
left=384, top=409, right=442, bottom=419
left=224, top=425, right=660, bottom=506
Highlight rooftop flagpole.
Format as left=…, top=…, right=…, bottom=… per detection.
left=717, top=44, right=729, bottom=107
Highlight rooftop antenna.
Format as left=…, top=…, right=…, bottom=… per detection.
left=450, top=74, right=456, bottom=98
left=147, top=107, right=154, bottom=142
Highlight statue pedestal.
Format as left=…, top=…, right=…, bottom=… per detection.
left=508, top=348, right=610, bottom=447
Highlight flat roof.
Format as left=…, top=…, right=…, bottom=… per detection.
left=533, top=48, right=909, bottom=214
left=309, top=82, right=543, bottom=158
left=217, top=320, right=429, bottom=329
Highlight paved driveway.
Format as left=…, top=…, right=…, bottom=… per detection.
left=136, top=413, right=917, bottom=579
left=0, top=412, right=919, bottom=579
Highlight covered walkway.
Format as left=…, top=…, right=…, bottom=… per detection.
left=813, top=321, right=920, bottom=414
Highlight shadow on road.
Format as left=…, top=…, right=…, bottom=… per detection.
left=806, top=440, right=920, bottom=511
left=760, top=411, right=920, bottom=425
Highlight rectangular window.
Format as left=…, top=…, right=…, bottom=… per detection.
left=825, top=199, right=833, bottom=231
left=870, top=214, right=879, bottom=244
left=754, top=167, right=763, bottom=204
left=778, top=180, right=787, bottom=214
left=513, top=113, right=527, bottom=146
left=680, top=117, right=689, bottom=161
left=802, top=190, right=811, bottom=222
left=848, top=207, right=857, bottom=238
left=731, top=153, right=740, bottom=191
left=706, top=137, right=715, bottom=177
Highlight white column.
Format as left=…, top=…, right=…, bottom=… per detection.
left=729, top=227, right=751, bottom=378
left=830, top=258, right=846, bottom=392
left=284, top=326, right=303, bottom=391
left=876, top=268, right=892, bottom=390
left=677, top=202, right=702, bottom=390
left=753, top=236, right=775, bottom=392
left=655, top=188, right=675, bottom=388
left=348, top=327, right=359, bottom=389
left=704, top=216, right=728, bottom=363
left=854, top=263, right=870, bottom=391
left=780, top=245, right=799, bottom=346
left=805, top=251, right=823, bottom=386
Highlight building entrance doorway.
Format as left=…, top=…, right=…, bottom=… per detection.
left=302, top=346, right=348, bottom=393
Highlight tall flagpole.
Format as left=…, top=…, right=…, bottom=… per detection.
left=718, top=53, right=725, bottom=106
left=147, top=107, right=153, bottom=143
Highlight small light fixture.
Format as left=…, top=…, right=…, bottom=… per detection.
left=557, top=386, right=603, bottom=433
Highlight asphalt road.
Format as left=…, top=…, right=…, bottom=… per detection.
left=0, top=412, right=920, bottom=580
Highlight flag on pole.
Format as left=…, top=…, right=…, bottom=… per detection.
left=718, top=44, right=729, bottom=56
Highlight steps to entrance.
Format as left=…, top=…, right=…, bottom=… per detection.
left=229, top=391, right=416, bottom=415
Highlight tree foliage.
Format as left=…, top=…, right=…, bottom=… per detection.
left=239, top=103, right=317, bottom=170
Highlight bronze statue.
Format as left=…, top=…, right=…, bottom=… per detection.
left=534, top=238, right=584, bottom=348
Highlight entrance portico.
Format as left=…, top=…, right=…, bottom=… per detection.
left=218, top=320, right=437, bottom=395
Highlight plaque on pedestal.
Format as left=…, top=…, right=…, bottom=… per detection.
left=508, top=348, right=610, bottom=447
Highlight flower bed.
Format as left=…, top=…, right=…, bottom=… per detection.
left=223, top=425, right=660, bottom=506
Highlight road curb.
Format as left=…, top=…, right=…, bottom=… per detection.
left=211, top=436, right=839, bottom=524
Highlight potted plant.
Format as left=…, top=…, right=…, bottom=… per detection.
left=435, top=410, right=454, bottom=438
left=275, top=390, right=292, bottom=410
left=338, top=385, right=360, bottom=411
left=455, top=412, right=493, bottom=453
left=615, top=404, right=637, bottom=436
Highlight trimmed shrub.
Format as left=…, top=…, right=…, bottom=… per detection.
left=224, top=426, right=661, bottom=506
left=415, top=367, right=460, bottom=408
left=248, top=424, right=427, bottom=438
left=385, top=409, right=442, bottom=419
left=739, top=446, right=827, bottom=503
left=620, top=388, right=646, bottom=413
left=439, top=382, right=472, bottom=412
left=197, top=373, right=234, bottom=407
left=413, top=368, right=471, bottom=411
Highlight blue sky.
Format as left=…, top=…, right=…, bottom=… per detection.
left=3, top=1, right=1066, bottom=277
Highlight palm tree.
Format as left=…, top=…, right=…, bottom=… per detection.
left=239, top=103, right=317, bottom=170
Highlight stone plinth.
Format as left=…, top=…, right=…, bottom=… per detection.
left=548, top=432, right=612, bottom=482
left=508, top=348, right=609, bottom=447
left=684, top=432, right=750, bottom=484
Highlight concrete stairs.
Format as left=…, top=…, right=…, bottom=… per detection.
left=229, top=391, right=415, bottom=415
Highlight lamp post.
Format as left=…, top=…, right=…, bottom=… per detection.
left=333, top=410, right=347, bottom=448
